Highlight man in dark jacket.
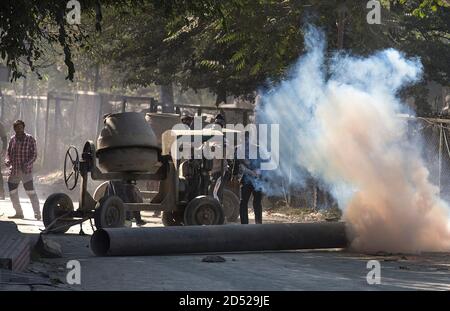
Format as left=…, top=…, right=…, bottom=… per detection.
left=232, top=132, right=264, bottom=224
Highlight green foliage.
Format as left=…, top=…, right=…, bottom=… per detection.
left=0, top=0, right=122, bottom=81
left=1, top=0, right=448, bottom=115
left=399, top=0, right=450, bottom=17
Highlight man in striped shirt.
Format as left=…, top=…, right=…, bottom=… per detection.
left=4, top=120, right=41, bottom=220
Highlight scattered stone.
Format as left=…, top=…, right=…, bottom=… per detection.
left=202, top=255, right=226, bottom=263
left=383, top=258, right=399, bottom=262
left=374, top=251, right=393, bottom=256
left=34, top=236, right=63, bottom=258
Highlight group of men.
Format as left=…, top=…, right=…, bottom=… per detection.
left=0, top=120, right=40, bottom=220
left=181, top=112, right=265, bottom=225
left=0, top=114, right=264, bottom=225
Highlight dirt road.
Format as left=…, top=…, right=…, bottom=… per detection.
left=1, top=195, right=449, bottom=291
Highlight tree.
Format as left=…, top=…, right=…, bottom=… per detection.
left=12, top=0, right=442, bottom=114
left=402, top=0, right=450, bottom=17
left=0, top=1, right=123, bottom=81
left=91, top=1, right=308, bottom=103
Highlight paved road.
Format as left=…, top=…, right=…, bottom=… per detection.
left=1, top=196, right=449, bottom=291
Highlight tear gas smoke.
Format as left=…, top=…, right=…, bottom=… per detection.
left=257, top=26, right=450, bottom=253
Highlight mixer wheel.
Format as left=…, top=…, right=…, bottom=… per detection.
left=94, top=195, right=126, bottom=229
left=43, top=193, right=74, bottom=234
left=184, top=196, right=224, bottom=226
left=222, top=189, right=240, bottom=223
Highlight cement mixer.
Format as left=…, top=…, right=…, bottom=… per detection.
left=42, top=112, right=239, bottom=233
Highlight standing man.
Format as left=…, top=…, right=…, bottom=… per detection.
left=4, top=120, right=41, bottom=220
left=0, top=120, right=7, bottom=200
left=232, top=131, right=264, bottom=224
left=209, top=113, right=229, bottom=200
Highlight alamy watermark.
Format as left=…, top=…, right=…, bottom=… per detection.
left=66, top=0, right=81, bottom=25
left=66, top=259, right=81, bottom=285
left=366, top=0, right=381, bottom=25
left=65, top=1, right=381, bottom=27
left=366, top=260, right=381, bottom=285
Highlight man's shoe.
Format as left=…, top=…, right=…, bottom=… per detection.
left=8, top=214, right=24, bottom=219
left=34, top=213, right=42, bottom=221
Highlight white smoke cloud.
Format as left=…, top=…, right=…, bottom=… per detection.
left=257, top=25, right=450, bottom=253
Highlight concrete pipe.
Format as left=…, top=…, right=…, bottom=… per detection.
left=90, top=222, right=348, bottom=256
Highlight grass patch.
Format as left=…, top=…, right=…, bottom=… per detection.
left=266, top=202, right=342, bottom=222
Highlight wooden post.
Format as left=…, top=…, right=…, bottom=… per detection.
left=150, top=98, right=157, bottom=112
left=93, top=63, right=100, bottom=91
left=54, top=98, right=60, bottom=131
left=54, top=98, right=61, bottom=161
left=439, top=124, right=443, bottom=197
left=19, top=79, right=27, bottom=120
left=336, top=5, right=347, bottom=50
left=160, top=83, right=175, bottom=113
left=0, top=88, right=4, bottom=122
left=34, top=98, right=39, bottom=138
left=72, top=93, right=78, bottom=136
left=121, top=97, right=127, bottom=113
left=42, top=95, right=51, bottom=168
left=243, top=111, right=248, bottom=126
left=96, top=94, right=104, bottom=136
left=19, top=99, right=23, bottom=120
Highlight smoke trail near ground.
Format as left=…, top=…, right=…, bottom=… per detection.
left=257, top=26, right=450, bottom=253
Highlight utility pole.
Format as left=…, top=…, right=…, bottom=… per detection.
left=336, top=3, right=349, bottom=50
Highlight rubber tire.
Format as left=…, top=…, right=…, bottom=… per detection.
left=222, top=189, right=240, bottom=223
left=94, top=195, right=126, bottom=229
left=43, top=193, right=74, bottom=234
left=93, top=181, right=109, bottom=201
left=162, top=210, right=184, bottom=226
left=184, top=196, right=225, bottom=226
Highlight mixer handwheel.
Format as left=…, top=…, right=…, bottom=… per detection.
left=64, top=146, right=80, bottom=190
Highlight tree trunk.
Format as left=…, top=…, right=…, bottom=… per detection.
left=336, top=13, right=345, bottom=49
left=20, top=78, right=28, bottom=120
left=93, top=63, right=100, bottom=92
left=336, top=4, right=348, bottom=50
left=160, top=83, right=175, bottom=113
left=0, top=88, right=4, bottom=122
left=215, top=88, right=227, bottom=107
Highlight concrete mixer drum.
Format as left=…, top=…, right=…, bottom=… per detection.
left=96, top=112, right=160, bottom=173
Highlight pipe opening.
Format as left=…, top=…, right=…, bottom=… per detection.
left=90, top=229, right=110, bottom=256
